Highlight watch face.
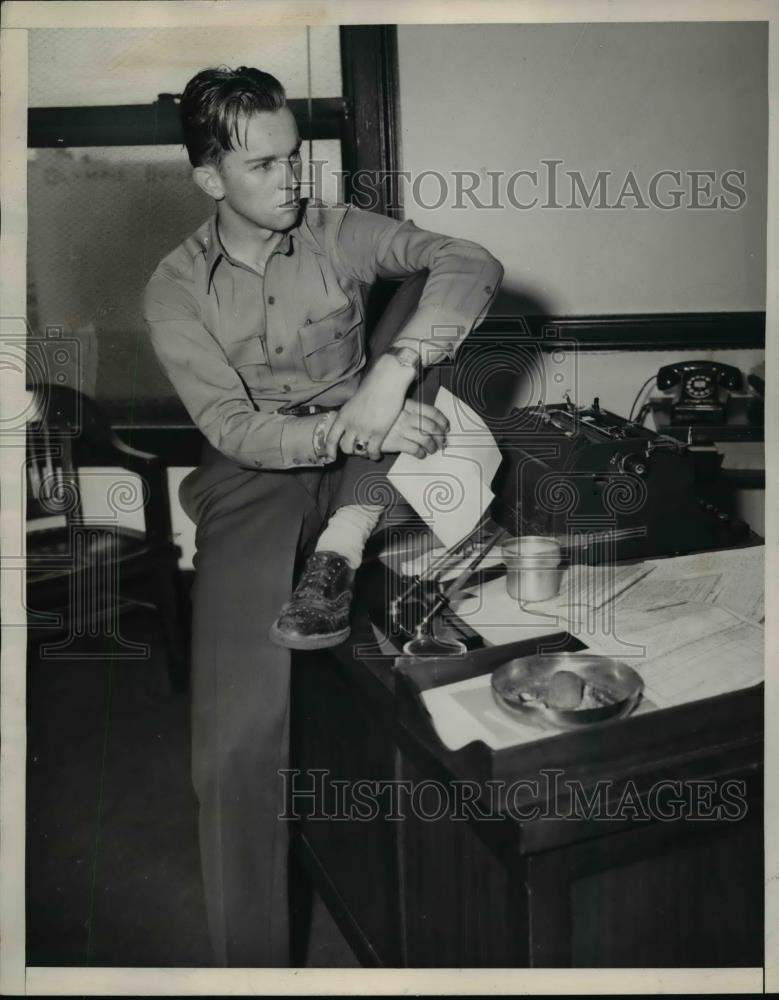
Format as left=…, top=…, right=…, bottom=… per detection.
left=391, top=346, right=419, bottom=367
left=683, top=372, right=716, bottom=401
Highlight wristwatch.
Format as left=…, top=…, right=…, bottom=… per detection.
left=385, top=344, right=423, bottom=379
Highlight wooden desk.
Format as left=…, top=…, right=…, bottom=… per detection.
left=290, top=569, right=764, bottom=968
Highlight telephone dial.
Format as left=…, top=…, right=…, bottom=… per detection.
left=656, top=361, right=743, bottom=425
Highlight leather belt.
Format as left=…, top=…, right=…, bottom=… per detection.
left=273, top=402, right=340, bottom=416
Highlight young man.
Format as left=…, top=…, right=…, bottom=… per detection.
left=143, top=66, right=502, bottom=966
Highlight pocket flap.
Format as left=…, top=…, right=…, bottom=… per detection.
left=299, top=297, right=362, bottom=356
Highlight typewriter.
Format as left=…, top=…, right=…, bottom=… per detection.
left=487, top=396, right=752, bottom=561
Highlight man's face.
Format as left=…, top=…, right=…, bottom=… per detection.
left=209, top=107, right=303, bottom=232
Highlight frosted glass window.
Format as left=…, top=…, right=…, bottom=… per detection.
left=29, top=26, right=341, bottom=107
left=27, top=140, right=343, bottom=420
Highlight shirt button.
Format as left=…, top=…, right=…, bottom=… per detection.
left=305, top=318, right=312, bottom=325
left=255, top=460, right=263, bottom=468
left=484, top=285, right=493, bottom=294
left=268, top=296, right=275, bottom=305
left=283, top=384, right=292, bottom=391
left=275, top=346, right=283, bottom=354
left=334, top=331, right=343, bottom=339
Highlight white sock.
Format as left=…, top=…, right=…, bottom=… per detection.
left=315, top=504, right=384, bottom=570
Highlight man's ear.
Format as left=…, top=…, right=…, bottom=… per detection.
left=193, top=163, right=225, bottom=202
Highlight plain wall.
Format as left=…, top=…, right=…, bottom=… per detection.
left=396, top=21, right=768, bottom=315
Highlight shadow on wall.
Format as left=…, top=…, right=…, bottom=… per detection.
left=455, top=282, right=556, bottom=419
left=366, top=272, right=554, bottom=422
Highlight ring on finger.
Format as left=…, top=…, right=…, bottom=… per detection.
left=354, top=438, right=371, bottom=454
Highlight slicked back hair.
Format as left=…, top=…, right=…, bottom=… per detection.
left=179, top=66, right=288, bottom=167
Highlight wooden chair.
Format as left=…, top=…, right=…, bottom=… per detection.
left=26, top=383, right=188, bottom=691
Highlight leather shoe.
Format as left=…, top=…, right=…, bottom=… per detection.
left=270, top=551, right=355, bottom=650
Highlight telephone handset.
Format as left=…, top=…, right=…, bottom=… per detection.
left=656, top=361, right=743, bottom=425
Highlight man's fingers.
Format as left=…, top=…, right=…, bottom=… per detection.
left=340, top=430, right=358, bottom=455
left=405, top=426, right=438, bottom=455
left=327, top=417, right=346, bottom=460
left=415, top=402, right=450, bottom=433
left=400, top=439, right=428, bottom=459
left=416, top=415, right=447, bottom=449
left=326, top=417, right=346, bottom=459
left=368, top=435, right=382, bottom=461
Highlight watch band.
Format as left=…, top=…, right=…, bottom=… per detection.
left=385, top=344, right=423, bottom=378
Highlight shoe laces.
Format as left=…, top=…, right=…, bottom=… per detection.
left=297, top=552, right=347, bottom=594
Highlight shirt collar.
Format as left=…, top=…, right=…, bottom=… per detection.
left=202, top=199, right=325, bottom=291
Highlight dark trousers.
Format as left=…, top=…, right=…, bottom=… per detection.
left=181, top=358, right=446, bottom=966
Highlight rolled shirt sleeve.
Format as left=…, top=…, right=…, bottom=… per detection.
left=143, top=274, right=323, bottom=470
left=332, top=206, right=504, bottom=363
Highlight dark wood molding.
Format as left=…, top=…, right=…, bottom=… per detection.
left=339, top=26, right=402, bottom=217
left=476, top=310, right=766, bottom=351
left=28, top=96, right=347, bottom=148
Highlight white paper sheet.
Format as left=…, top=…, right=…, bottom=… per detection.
left=559, top=599, right=764, bottom=704
left=419, top=674, right=545, bottom=752
left=642, top=545, right=765, bottom=623
left=419, top=671, right=657, bottom=752
left=613, top=572, right=721, bottom=612
left=452, top=575, right=569, bottom=647
left=638, top=617, right=764, bottom=708
left=533, top=562, right=654, bottom=614
left=387, top=387, right=502, bottom=549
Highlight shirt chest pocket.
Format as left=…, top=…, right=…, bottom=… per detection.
left=298, top=296, right=364, bottom=382
left=227, top=337, right=270, bottom=391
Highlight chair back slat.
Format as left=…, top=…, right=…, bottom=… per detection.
left=26, top=383, right=171, bottom=544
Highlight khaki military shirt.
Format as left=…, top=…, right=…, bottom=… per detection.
left=143, top=200, right=502, bottom=469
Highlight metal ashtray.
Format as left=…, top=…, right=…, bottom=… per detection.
left=491, top=652, right=644, bottom=731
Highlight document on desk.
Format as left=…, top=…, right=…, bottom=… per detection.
left=419, top=671, right=657, bottom=752
left=637, top=613, right=764, bottom=708
left=564, top=600, right=763, bottom=708
left=453, top=575, right=570, bottom=647
left=539, top=562, right=654, bottom=613
left=640, top=544, right=765, bottom=623
left=387, top=387, right=502, bottom=549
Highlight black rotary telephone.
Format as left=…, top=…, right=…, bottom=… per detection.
left=656, top=360, right=743, bottom=425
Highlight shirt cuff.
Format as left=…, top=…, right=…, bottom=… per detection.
left=279, top=413, right=335, bottom=467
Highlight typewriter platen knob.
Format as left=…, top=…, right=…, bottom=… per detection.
left=620, top=453, right=650, bottom=477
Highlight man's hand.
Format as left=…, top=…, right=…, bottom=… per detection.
left=326, top=354, right=417, bottom=461
left=380, top=399, right=450, bottom=458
